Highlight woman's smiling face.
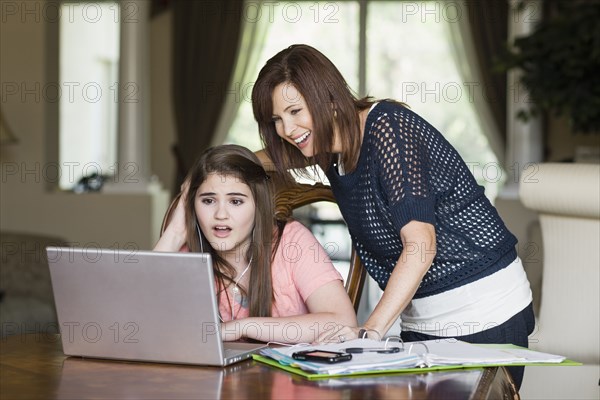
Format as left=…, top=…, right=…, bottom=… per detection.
left=271, top=83, right=317, bottom=158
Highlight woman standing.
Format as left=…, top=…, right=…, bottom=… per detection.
left=252, top=44, right=533, bottom=388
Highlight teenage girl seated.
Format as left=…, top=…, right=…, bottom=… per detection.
left=155, top=144, right=357, bottom=343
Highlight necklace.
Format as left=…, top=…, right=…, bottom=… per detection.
left=337, top=153, right=345, bottom=176
left=229, top=256, right=253, bottom=321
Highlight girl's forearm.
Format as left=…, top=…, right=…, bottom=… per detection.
left=153, top=228, right=186, bottom=252
left=223, top=312, right=357, bottom=343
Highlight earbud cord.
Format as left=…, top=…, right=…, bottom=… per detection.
left=197, top=221, right=253, bottom=322
left=230, top=255, right=253, bottom=321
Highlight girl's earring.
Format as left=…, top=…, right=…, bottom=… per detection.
left=196, top=221, right=204, bottom=253
left=333, top=110, right=338, bottom=119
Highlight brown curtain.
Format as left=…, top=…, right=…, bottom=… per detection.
left=465, top=0, right=509, bottom=143
left=171, top=0, right=244, bottom=195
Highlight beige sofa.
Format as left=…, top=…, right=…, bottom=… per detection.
left=0, top=232, right=67, bottom=336
left=519, top=163, right=599, bottom=399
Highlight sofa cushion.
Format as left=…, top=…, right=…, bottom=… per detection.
left=0, top=232, right=67, bottom=336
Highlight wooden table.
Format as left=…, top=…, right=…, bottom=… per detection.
left=1, top=334, right=519, bottom=399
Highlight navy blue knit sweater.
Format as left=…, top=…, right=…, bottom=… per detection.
left=326, top=101, right=517, bottom=298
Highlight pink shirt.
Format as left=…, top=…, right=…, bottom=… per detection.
left=218, top=220, right=343, bottom=321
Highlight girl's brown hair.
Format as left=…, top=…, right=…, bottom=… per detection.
left=184, top=144, right=278, bottom=318
left=252, top=44, right=375, bottom=175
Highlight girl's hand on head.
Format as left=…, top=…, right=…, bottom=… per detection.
left=180, top=179, right=190, bottom=199
left=165, top=188, right=188, bottom=237
left=153, top=179, right=191, bottom=252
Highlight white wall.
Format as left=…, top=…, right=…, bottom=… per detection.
left=0, top=1, right=170, bottom=250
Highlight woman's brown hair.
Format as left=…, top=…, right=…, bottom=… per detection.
left=184, top=144, right=278, bottom=318
left=252, top=44, right=375, bottom=176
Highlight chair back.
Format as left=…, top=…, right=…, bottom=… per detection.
left=520, top=163, right=600, bottom=363
left=273, top=182, right=366, bottom=311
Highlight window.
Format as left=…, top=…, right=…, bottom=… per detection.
left=59, top=1, right=120, bottom=190
left=226, top=1, right=359, bottom=151
left=366, top=1, right=501, bottom=198
left=225, top=1, right=501, bottom=198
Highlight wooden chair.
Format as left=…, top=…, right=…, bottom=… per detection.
left=160, top=182, right=367, bottom=311
left=273, top=181, right=367, bottom=311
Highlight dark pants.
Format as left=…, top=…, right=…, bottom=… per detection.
left=401, top=302, right=535, bottom=390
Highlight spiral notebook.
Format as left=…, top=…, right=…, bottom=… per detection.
left=254, top=338, right=579, bottom=379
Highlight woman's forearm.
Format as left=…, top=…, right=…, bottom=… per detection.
left=362, top=258, right=429, bottom=337
left=363, top=222, right=436, bottom=337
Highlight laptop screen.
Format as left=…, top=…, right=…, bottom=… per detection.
left=47, top=247, right=234, bottom=365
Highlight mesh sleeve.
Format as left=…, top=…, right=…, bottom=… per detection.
left=371, top=109, right=437, bottom=231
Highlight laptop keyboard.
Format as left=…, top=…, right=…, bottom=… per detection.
left=224, top=348, right=246, bottom=357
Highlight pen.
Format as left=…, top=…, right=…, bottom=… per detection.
left=344, top=347, right=402, bottom=354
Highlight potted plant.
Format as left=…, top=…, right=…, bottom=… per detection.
left=498, top=0, right=600, bottom=134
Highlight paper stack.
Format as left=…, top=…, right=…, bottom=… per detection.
left=257, top=338, right=571, bottom=377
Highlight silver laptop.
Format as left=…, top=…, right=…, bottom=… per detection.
left=46, top=247, right=266, bottom=366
